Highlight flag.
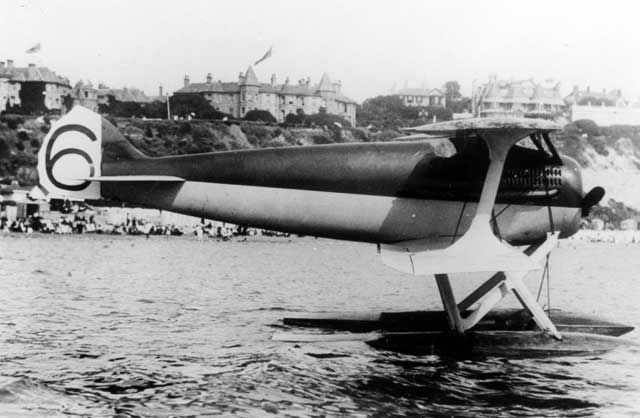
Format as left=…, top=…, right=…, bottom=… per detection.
left=25, top=43, right=41, bottom=53
left=254, top=46, right=272, bottom=66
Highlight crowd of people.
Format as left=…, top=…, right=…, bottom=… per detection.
left=0, top=213, right=186, bottom=236
left=1, top=212, right=291, bottom=240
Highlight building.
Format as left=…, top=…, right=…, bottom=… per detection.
left=96, top=84, right=156, bottom=105
left=570, top=103, right=640, bottom=127
left=174, top=66, right=357, bottom=125
left=0, top=60, right=71, bottom=113
left=0, top=183, right=50, bottom=221
left=72, top=80, right=99, bottom=112
left=472, top=76, right=564, bottom=119
left=392, top=86, right=446, bottom=108
left=565, top=86, right=626, bottom=107
left=0, top=74, right=21, bottom=113
left=565, top=86, right=640, bottom=126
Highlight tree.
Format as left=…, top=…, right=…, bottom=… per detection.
left=169, top=94, right=230, bottom=120
left=357, top=95, right=420, bottom=128
left=574, top=119, right=600, bottom=137
left=444, top=80, right=462, bottom=104
left=62, top=94, right=75, bottom=113
left=244, top=109, right=277, bottom=123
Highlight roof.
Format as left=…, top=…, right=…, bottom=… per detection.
left=175, top=82, right=233, bottom=94
left=479, top=79, right=564, bottom=106
left=335, top=93, right=357, bottom=104
left=98, top=87, right=154, bottom=103
left=317, top=72, right=333, bottom=92
left=0, top=65, right=70, bottom=87
left=395, top=87, right=444, bottom=97
left=241, top=66, right=260, bottom=86
left=564, top=88, right=623, bottom=105
left=173, top=70, right=357, bottom=104
left=280, top=84, right=315, bottom=96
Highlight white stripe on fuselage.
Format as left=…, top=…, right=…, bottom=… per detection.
left=113, top=181, right=580, bottom=244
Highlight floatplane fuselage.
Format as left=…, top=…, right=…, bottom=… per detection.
left=36, top=107, right=633, bottom=356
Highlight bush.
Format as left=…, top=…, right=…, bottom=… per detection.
left=574, top=119, right=600, bottom=137
left=312, top=134, right=332, bottom=144
left=351, top=128, right=369, bottom=142
left=177, top=122, right=192, bottom=135
left=0, top=138, right=9, bottom=158
left=169, top=94, right=231, bottom=120
left=30, top=138, right=40, bottom=148
left=3, top=116, right=23, bottom=130
left=244, top=110, right=276, bottom=123
left=17, top=130, right=29, bottom=141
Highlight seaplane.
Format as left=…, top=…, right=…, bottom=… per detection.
left=36, top=106, right=635, bottom=357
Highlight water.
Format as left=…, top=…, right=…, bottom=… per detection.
left=0, top=233, right=639, bottom=417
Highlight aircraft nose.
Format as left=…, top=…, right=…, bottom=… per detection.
left=560, top=155, right=605, bottom=217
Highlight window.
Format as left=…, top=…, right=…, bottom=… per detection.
left=85, top=91, right=89, bottom=98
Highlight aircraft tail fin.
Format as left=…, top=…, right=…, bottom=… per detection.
left=36, top=106, right=149, bottom=200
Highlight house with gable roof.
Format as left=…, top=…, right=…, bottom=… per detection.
left=0, top=59, right=71, bottom=113
left=173, top=66, right=357, bottom=125
left=392, top=86, right=446, bottom=108
left=472, top=76, right=565, bottom=119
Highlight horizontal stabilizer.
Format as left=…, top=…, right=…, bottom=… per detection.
left=83, top=175, right=185, bottom=182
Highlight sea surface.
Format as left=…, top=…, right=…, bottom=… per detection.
left=0, top=233, right=639, bottom=417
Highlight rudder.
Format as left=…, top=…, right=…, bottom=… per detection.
left=37, top=106, right=147, bottom=200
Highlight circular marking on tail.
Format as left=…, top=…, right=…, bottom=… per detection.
left=45, top=124, right=97, bottom=191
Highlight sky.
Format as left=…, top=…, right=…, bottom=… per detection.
left=2, top=0, right=640, bottom=102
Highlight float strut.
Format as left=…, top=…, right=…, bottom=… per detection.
left=435, top=274, right=465, bottom=334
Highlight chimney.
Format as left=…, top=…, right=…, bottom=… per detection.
left=28, top=63, right=35, bottom=68
left=306, top=77, right=311, bottom=87
left=285, top=76, right=290, bottom=85
left=586, top=86, right=590, bottom=93
left=7, top=59, right=14, bottom=69
left=0, top=61, right=4, bottom=70
left=238, top=72, right=244, bottom=83
left=184, top=75, right=190, bottom=87
left=159, top=85, right=163, bottom=98
left=333, top=80, right=342, bottom=94
left=206, top=73, right=212, bottom=83
left=271, top=74, right=276, bottom=86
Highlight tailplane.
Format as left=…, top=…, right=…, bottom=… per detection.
left=36, top=106, right=148, bottom=200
